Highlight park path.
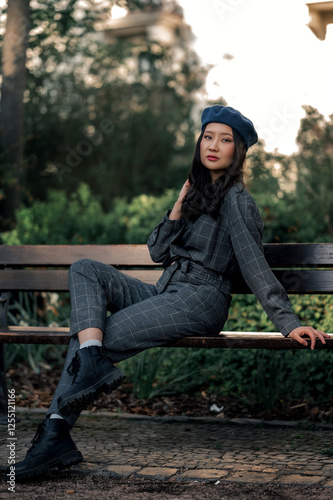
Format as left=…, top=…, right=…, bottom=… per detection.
left=1, top=409, right=333, bottom=491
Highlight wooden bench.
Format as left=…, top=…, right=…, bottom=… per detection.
left=1, top=243, right=333, bottom=419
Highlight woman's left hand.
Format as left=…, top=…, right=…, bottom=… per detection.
left=288, top=326, right=330, bottom=350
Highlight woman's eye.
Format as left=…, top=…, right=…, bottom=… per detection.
left=204, top=135, right=212, bottom=139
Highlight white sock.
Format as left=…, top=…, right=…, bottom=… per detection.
left=50, top=413, right=64, bottom=420
left=80, top=339, right=102, bottom=349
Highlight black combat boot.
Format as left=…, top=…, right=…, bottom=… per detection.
left=5, top=418, right=83, bottom=481
left=57, top=346, right=126, bottom=414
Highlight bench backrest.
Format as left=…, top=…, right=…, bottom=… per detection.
left=0, top=243, right=333, bottom=294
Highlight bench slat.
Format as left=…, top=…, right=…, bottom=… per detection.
left=264, top=243, right=333, bottom=267
left=1, top=243, right=333, bottom=267
left=1, top=269, right=333, bottom=293
left=0, top=269, right=162, bottom=291
left=0, top=245, right=155, bottom=267
left=1, top=326, right=332, bottom=349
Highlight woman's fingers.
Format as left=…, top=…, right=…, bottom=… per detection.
left=179, top=180, right=191, bottom=202
left=318, top=330, right=331, bottom=338
left=289, top=327, right=330, bottom=350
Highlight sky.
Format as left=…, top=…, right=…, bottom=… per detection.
left=178, top=0, right=333, bottom=154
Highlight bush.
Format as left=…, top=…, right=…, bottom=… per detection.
left=2, top=183, right=178, bottom=245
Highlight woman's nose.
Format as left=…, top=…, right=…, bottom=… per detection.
left=209, top=141, right=219, bottom=151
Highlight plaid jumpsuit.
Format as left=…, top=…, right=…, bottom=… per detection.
left=48, top=183, right=302, bottom=426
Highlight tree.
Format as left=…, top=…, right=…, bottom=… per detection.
left=247, top=107, right=333, bottom=244
left=0, top=0, right=207, bottom=224
left=293, top=106, right=333, bottom=240
left=0, top=0, right=30, bottom=230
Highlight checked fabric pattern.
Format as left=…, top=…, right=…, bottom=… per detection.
left=48, top=182, right=301, bottom=427
left=148, top=182, right=302, bottom=337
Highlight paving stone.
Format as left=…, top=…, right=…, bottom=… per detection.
left=323, top=479, right=333, bottom=488
left=135, top=467, right=179, bottom=480
left=225, top=471, right=276, bottom=484
left=104, top=465, right=141, bottom=477
left=262, top=467, right=280, bottom=473
left=323, top=465, right=333, bottom=471
left=277, top=474, right=324, bottom=485
left=177, top=469, right=229, bottom=482
left=250, top=466, right=265, bottom=472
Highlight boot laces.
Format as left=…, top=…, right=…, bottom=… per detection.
left=67, top=350, right=82, bottom=380
left=101, top=346, right=114, bottom=363
left=30, top=422, right=46, bottom=449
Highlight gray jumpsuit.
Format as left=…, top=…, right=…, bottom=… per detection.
left=48, top=183, right=302, bottom=426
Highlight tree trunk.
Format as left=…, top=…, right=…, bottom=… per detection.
left=0, top=0, right=30, bottom=228
left=0, top=0, right=29, bottom=422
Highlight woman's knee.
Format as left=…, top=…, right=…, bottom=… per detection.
left=69, top=258, right=96, bottom=278
left=69, top=259, right=116, bottom=285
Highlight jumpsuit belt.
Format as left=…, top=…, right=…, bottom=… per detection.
left=157, top=257, right=232, bottom=295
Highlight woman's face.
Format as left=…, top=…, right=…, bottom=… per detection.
left=200, top=122, right=235, bottom=182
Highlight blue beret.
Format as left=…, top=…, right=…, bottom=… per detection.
left=201, top=105, right=258, bottom=151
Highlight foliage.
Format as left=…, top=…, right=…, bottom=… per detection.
left=293, top=106, right=333, bottom=239
left=124, top=0, right=182, bottom=13
left=246, top=112, right=333, bottom=244
left=121, top=347, right=197, bottom=399
left=2, top=182, right=178, bottom=244
left=5, top=290, right=69, bottom=373
left=0, top=0, right=207, bottom=231
left=248, top=107, right=333, bottom=244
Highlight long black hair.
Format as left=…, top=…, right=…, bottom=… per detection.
left=181, top=126, right=247, bottom=221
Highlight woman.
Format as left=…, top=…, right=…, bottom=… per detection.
left=9, top=105, right=328, bottom=480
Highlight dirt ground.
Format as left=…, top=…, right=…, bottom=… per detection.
left=2, top=473, right=333, bottom=500
left=6, top=364, right=333, bottom=424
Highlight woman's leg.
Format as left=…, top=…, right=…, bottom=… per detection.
left=11, top=262, right=230, bottom=481
left=54, top=259, right=158, bottom=414
left=47, top=336, right=81, bottom=426
left=68, top=258, right=158, bottom=339
left=10, top=259, right=158, bottom=480
left=101, top=278, right=230, bottom=363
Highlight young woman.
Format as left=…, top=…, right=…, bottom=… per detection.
left=8, top=105, right=328, bottom=480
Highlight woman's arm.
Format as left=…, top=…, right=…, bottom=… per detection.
left=228, top=190, right=328, bottom=347
left=147, top=180, right=190, bottom=264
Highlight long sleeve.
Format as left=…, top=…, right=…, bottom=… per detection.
left=147, top=211, right=185, bottom=265
left=228, top=191, right=302, bottom=337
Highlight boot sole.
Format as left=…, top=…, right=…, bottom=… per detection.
left=57, top=370, right=126, bottom=415
left=13, top=449, right=83, bottom=481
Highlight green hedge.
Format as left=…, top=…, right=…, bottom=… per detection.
left=2, top=183, right=178, bottom=245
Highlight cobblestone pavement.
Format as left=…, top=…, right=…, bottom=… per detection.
left=1, top=409, right=333, bottom=488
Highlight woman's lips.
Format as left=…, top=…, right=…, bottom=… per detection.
left=207, top=156, right=219, bottom=161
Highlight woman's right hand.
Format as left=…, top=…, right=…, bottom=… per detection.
left=177, top=179, right=191, bottom=203
left=288, top=326, right=330, bottom=350
left=169, top=180, right=191, bottom=220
